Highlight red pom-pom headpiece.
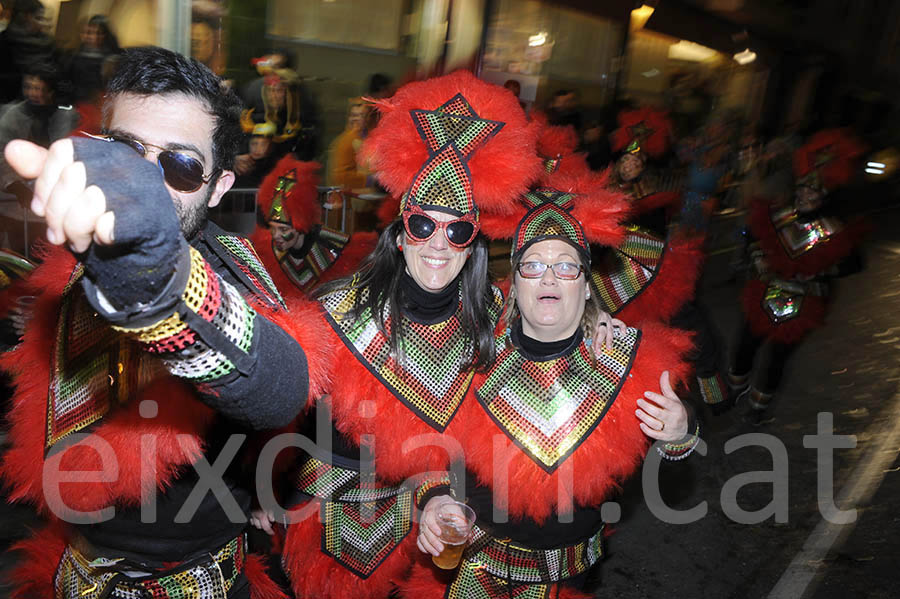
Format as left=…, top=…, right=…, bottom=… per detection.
left=793, top=128, right=865, bottom=192
left=530, top=112, right=595, bottom=184
left=481, top=168, right=628, bottom=252
left=256, top=155, right=321, bottom=233
left=359, top=70, right=541, bottom=217
left=610, top=107, right=672, bottom=158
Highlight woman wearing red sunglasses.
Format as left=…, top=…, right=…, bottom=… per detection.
left=250, top=71, right=544, bottom=599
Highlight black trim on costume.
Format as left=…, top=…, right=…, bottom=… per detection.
left=475, top=328, right=642, bottom=474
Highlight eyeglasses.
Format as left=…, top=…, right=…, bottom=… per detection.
left=84, top=132, right=215, bottom=193
left=516, top=261, right=584, bottom=280
left=401, top=205, right=480, bottom=248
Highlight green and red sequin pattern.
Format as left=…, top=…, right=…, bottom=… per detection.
left=446, top=525, right=603, bottom=598
left=404, top=93, right=504, bottom=214
left=476, top=327, right=641, bottom=472
left=275, top=226, right=350, bottom=292
left=590, top=225, right=665, bottom=315
left=512, top=189, right=584, bottom=256
left=121, top=247, right=256, bottom=384
left=46, top=268, right=162, bottom=451
left=771, top=206, right=842, bottom=259
left=320, top=285, right=502, bottom=431
left=213, top=234, right=285, bottom=308
left=293, top=454, right=413, bottom=579
left=54, top=535, right=245, bottom=598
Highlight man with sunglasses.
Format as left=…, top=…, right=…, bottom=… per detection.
left=0, top=47, right=323, bottom=598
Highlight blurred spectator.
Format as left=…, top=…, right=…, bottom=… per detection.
left=327, top=98, right=367, bottom=190
left=546, top=89, right=582, bottom=133
left=241, top=51, right=320, bottom=160
left=503, top=78, right=526, bottom=112
left=583, top=115, right=612, bottom=170
left=61, top=15, right=120, bottom=105
left=363, top=72, right=392, bottom=133
left=0, top=63, right=78, bottom=198
left=665, top=72, right=714, bottom=139
left=233, top=121, right=279, bottom=188
left=0, top=0, right=56, bottom=103
left=241, top=48, right=292, bottom=111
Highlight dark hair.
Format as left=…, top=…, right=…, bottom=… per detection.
left=103, top=46, right=242, bottom=173
left=11, top=0, right=43, bottom=20
left=268, top=47, right=295, bottom=70
left=85, top=14, right=121, bottom=54
left=315, top=220, right=497, bottom=371
left=23, top=61, right=59, bottom=91
left=367, top=73, right=392, bottom=96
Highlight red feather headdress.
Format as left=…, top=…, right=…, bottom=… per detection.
left=359, top=70, right=541, bottom=216
left=610, top=107, right=673, bottom=158
left=532, top=111, right=592, bottom=183
left=256, top=155, right=321, bottom=233
left=481, top=168, right=628, bottom=251
left=793, top=128, right=865, bottom=191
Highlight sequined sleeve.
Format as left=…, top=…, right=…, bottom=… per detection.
left=112, top=246, right=258, bottom=383
left=81, top=244, right=308, bottom=430
left=414, top=472, right=454, bottom=510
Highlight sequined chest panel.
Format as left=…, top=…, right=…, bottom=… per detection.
left=275, top=227, right=350, bottom=292
left=475, top=327, right=641, bottom=472
left=46, top=268, right=163, bottom=452
left=320, top=285, right=502, bottom=431
left=590, top=226, right=665, bottom=315
left=772, top=207, right=842, bottom=259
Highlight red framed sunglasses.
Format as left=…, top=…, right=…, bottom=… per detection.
left=401, top=205, right=480, bottom=248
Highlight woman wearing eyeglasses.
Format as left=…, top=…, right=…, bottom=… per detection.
left=249, top=71, right=548, bottom=599
left=407, top=191, right=699, bottom=599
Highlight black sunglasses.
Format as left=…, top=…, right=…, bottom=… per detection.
left=84, top=132, right=215, bottom=193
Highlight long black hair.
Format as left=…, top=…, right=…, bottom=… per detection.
left=315, top=219, right=497, bottom=371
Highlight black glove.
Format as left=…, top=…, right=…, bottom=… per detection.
left=71, top=136, right=188, bottom=313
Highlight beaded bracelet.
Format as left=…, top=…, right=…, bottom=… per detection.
left=656, top=421, right=701, bottom=461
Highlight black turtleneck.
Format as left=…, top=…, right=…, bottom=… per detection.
left=511, top=318, right=581, bottom=360
left=398, top=271, right=459, bottom=323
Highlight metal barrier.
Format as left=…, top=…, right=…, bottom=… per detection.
left=212, top=186, right=356, bottom=236
left=209, top=187, right=259, bottom=236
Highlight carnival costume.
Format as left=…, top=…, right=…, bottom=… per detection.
left=0, top=138, right=332, bottom=598
left=731, top=129, right=866, bottom=413
left=403, top=190, right=698, bottom=599
left=251, top=154, right=376, bottom=296
left=608, top=107, right=682, bottom=221
left=277, top=71, right=541, bottom=598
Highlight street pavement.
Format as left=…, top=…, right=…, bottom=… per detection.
left=1, top=205, right=898, bottom=598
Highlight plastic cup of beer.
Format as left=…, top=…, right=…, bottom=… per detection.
left=432, top=501, right=475, bottom=570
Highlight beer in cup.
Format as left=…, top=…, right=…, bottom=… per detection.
left=432, top=501, right=475, bottom=570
